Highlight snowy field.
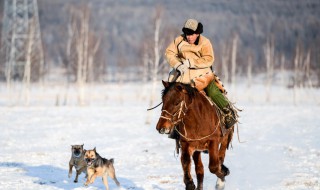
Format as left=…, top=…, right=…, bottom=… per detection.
left=0, top=82, right=320, bottom=190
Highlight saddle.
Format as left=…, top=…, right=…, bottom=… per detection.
left=193, top=72, right=227, bottom=94
left=193, top=72, right=233, bottom=136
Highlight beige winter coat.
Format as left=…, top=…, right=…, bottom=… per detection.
left=165, top=35, right=214, bottom=85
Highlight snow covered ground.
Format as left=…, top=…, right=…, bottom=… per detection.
left=0, top=82, right=319, bottom=190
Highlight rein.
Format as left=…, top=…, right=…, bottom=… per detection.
left=147, top=72, right=181, bottom=111
left=174, top=123, right=218, bottom=142
left=147, top=102, right=162, bottom=111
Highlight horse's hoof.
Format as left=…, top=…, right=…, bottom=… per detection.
left=186, top=181, right=196, bottom=190
left=215, top=178, right=225, bottom=190
left=196, top=184, right=203, bottom=190
left=221, top=164, right=230, bottom=176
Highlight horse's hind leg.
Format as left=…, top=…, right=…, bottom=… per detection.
left=218, top=140, right=229, bottom=176
left=216, top=177, right=226, bottom=190
left=215, top=131, right=234, bottom=190
left=208, top=141, right=224, bottom=179
left=192, top=151, right=204, bottom=190
left=181, top=144, right=196, bottom=190
left=218, top=130, right=234, bottom=176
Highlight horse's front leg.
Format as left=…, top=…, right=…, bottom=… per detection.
left=192, top=151, right=204, bottom=190
left=181, top=143, right=196, bottom=190
left=208, top=140, right=227, bottom=190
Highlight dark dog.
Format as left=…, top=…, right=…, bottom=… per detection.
left=68, top=144, right=87, bottom=183
left=84, top=147, right=120, bottom=190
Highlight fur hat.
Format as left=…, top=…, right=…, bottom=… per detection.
left=182, top=19, right=203, bottom=35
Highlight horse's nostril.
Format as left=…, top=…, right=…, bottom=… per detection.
left=159, top=128, right=165, bottom=134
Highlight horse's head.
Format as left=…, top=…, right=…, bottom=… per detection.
left=156, top=80, right=195, bottom=134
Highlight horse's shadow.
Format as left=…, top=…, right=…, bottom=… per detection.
left=0, top=162, right=143, bottom=189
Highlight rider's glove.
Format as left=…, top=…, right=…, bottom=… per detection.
left=174, top=59, right=190, bottom=74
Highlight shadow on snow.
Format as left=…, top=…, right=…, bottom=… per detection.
left=0, top=162, right=143, bottom=190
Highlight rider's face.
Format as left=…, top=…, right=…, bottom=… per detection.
left=186, top=33, right=199, bottom=44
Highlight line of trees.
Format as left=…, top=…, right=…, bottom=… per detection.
left=0, top=1, right=319, bottom=87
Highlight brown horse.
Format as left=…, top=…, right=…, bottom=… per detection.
left=156, top=81, right=234, bottom=190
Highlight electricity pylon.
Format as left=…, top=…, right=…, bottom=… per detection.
left=1, top=0, right=44, bottom=82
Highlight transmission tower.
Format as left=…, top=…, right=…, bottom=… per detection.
left=1, top=0, right=44, bottom=81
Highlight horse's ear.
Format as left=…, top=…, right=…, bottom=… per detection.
left=162, top=80, right=170, bottom=88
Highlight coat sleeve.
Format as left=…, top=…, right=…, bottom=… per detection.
left=165, top=36, right=183, bottom=68
left=189, top=39, right=214, bottom=69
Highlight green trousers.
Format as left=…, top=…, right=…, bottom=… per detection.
left=205, top=81, right=229, bottom=109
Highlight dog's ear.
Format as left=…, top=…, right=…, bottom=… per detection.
left=81, top=144, right=84, bottom=148
left=93, top=147, right=96, bottom=152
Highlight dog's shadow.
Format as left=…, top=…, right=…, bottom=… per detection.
left=0, top=162, right=144, bottom=189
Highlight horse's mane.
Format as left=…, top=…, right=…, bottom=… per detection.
left=162, top=82, right=197, bottom=99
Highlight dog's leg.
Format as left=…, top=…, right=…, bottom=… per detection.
left=68, top=163, right=73, bottom=178
left=84, top=169, right=94, bottom=186
left=108, top=167, right=120, bottom=187
left=89, top=173, right=98, bottom=184
left=75, top=166, right=87, bottom=183
left=102, top=175, right=109, bottom=190
left=74, top=170, right=80, bottom=183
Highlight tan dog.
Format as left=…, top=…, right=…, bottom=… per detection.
left=68, top=144, right=87, bottom=183
left=84, top=147, right=120, bottom=190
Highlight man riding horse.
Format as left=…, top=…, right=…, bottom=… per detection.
left=165, top=18, right=238, bottom=136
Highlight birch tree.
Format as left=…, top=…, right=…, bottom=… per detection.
left=293, top=42, right=301, bottom=105
left=264, top=36, right=275, bottom=102
left=246, top=52, right=253, bottom=102
left=221, top=43, right=230, bottom=84
left=22, top=18, right=36, bottom=106
left=146, top=7, right=166, bottom=124
left=303, top=50, right=312, bottom=88
left=280, top=54, right=286, bottom=86
left=230, top=34, right=238, bottom=95
left=66, top=4, right=103, bottom=106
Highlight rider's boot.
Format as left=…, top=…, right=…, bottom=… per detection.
left=222, top=105, right=237, bottom=129
left=205, top=81, right=238, bottom=129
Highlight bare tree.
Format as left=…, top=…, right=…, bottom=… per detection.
left=264, top=36, right=275, bottom=102
left=231, top=33, right=238, bottom=94
left=145, top=6, right=167, bottom=124
left=221, top=43, right=230, bottom=84
left=280, top=54, right=286, bottom=86
left=65, top=4, right=104, bottom=105
left=302, top=50, right=312, bottom=88
left=293, top=42, right=301, bottom=105
left=22, top=18, right=36, bottom=106
left=247, top=52, right=253, bottom=89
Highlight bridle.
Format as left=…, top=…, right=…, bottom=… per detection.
left=160, top=91, right=219, bottom=141
left=160, top=100, right=188, bottom=126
